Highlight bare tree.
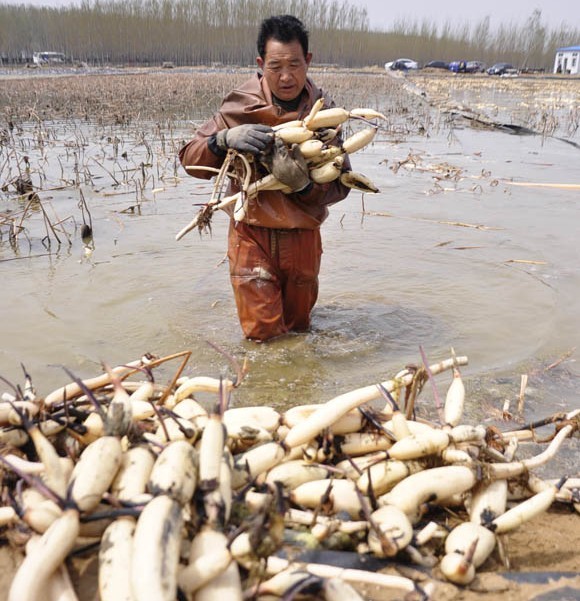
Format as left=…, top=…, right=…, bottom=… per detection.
left=0, top=0, right=578, bottom=69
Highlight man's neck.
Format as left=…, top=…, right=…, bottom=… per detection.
left=272, top=92, right=302, bottom=112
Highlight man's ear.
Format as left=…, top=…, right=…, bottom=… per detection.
left=305, top=52, right=313, bottom=68
left=256, top=56, right=264, bottom=71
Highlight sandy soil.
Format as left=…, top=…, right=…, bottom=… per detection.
left=368, top=506, right=580, bottom=601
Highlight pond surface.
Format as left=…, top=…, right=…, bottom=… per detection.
left=1, top=76, right=579, bottom=477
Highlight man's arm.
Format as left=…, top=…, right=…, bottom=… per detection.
left=180, top=118, right=274, bottom=180
left=292, top=173, right=351, bottom=208
left=178, top=116, right=226, bottom=181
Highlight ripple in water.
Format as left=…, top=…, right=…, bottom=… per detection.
left=230, top=297, right=453, bottom=409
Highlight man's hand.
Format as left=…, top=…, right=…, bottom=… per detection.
left=263, top=137, right=311, bottom=192
left=215, top=124, right=273, bottom=155
left=316, top=127, right=338, bottom=143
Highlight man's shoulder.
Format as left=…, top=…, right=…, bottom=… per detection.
left=219, top=73, right=270, bottom=124
left=305, top=77, right=333, bottom=107
left=225, top=71, right=263, bottom=97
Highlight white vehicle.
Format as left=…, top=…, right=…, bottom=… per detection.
left=32, top=52, right=67, bottom=65
left=385, top=58, right=419, bottom=71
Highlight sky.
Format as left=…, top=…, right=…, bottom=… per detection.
left=1, top=0, right=579, bottom=33
left=361, top=0, right=580, bottom=32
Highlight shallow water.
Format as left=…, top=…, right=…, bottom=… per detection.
left=1, top=84, right=579, bottom=454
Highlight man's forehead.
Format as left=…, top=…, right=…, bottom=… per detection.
left=264, top=39, right=305, bottom=61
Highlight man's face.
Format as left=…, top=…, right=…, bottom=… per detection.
left=257, top=38, right=312, bottom=102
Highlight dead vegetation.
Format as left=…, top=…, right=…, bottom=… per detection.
left=1, top=69, right=578, bottom=256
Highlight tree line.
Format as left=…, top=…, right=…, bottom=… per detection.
left=0, top=0, right=578, bottom=70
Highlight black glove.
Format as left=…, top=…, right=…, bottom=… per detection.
left=262, top=137, right=311, bottom=192
left=215, top=124, right=273, bottom=155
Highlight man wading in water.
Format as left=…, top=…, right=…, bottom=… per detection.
left=179, top=14, right=351, bottom=341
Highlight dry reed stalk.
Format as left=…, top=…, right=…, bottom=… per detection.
left=517, top=375, right=528, bottom=416
left=503, top=182, right=580, bottom=189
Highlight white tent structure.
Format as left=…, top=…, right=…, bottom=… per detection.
left=554, top=46, right=580, bottom=75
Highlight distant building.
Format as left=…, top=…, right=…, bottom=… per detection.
left=554, top=46, right=580, bottom=75
left=32, top=52, right=67, bottom=65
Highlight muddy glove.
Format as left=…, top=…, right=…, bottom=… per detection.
left=263, top=137, right=311, bottom=192
left=215, top=124, right=273, bottom=155
left=316, top=127, right=339, bottom=143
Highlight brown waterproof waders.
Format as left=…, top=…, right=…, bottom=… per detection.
left=228, top=220, right=322, bottom=341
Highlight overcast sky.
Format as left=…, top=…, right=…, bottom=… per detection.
left=361, top=0, right=580, bottom=31
left=2, top=0, right=579, bottom=32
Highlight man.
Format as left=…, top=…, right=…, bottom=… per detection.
left=179, top=14, right=350, bottom=341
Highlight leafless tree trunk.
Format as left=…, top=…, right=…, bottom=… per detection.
left=0, top=2, right=576, bottom=70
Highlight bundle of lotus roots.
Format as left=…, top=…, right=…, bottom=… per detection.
left=177, top=99, right=384, bottom=240
left=0, top=349, right=578, bottom=600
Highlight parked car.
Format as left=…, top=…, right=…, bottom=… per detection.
left=465, top=60, right=486, bottom=73
left=449, top=61, right=468, bottom=73
left=424, top=60, right=449, bottom=70
left=448, top=60, right=485, bottom=73
left=385, top=58, right=419, bottom=71
left=487, top=62, right=517, bottom=75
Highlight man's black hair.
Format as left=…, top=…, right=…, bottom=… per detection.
left=257, top=15, right=309, bottom=59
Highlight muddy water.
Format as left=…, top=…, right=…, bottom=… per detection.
left=1, top=84, right=579, bottom=472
